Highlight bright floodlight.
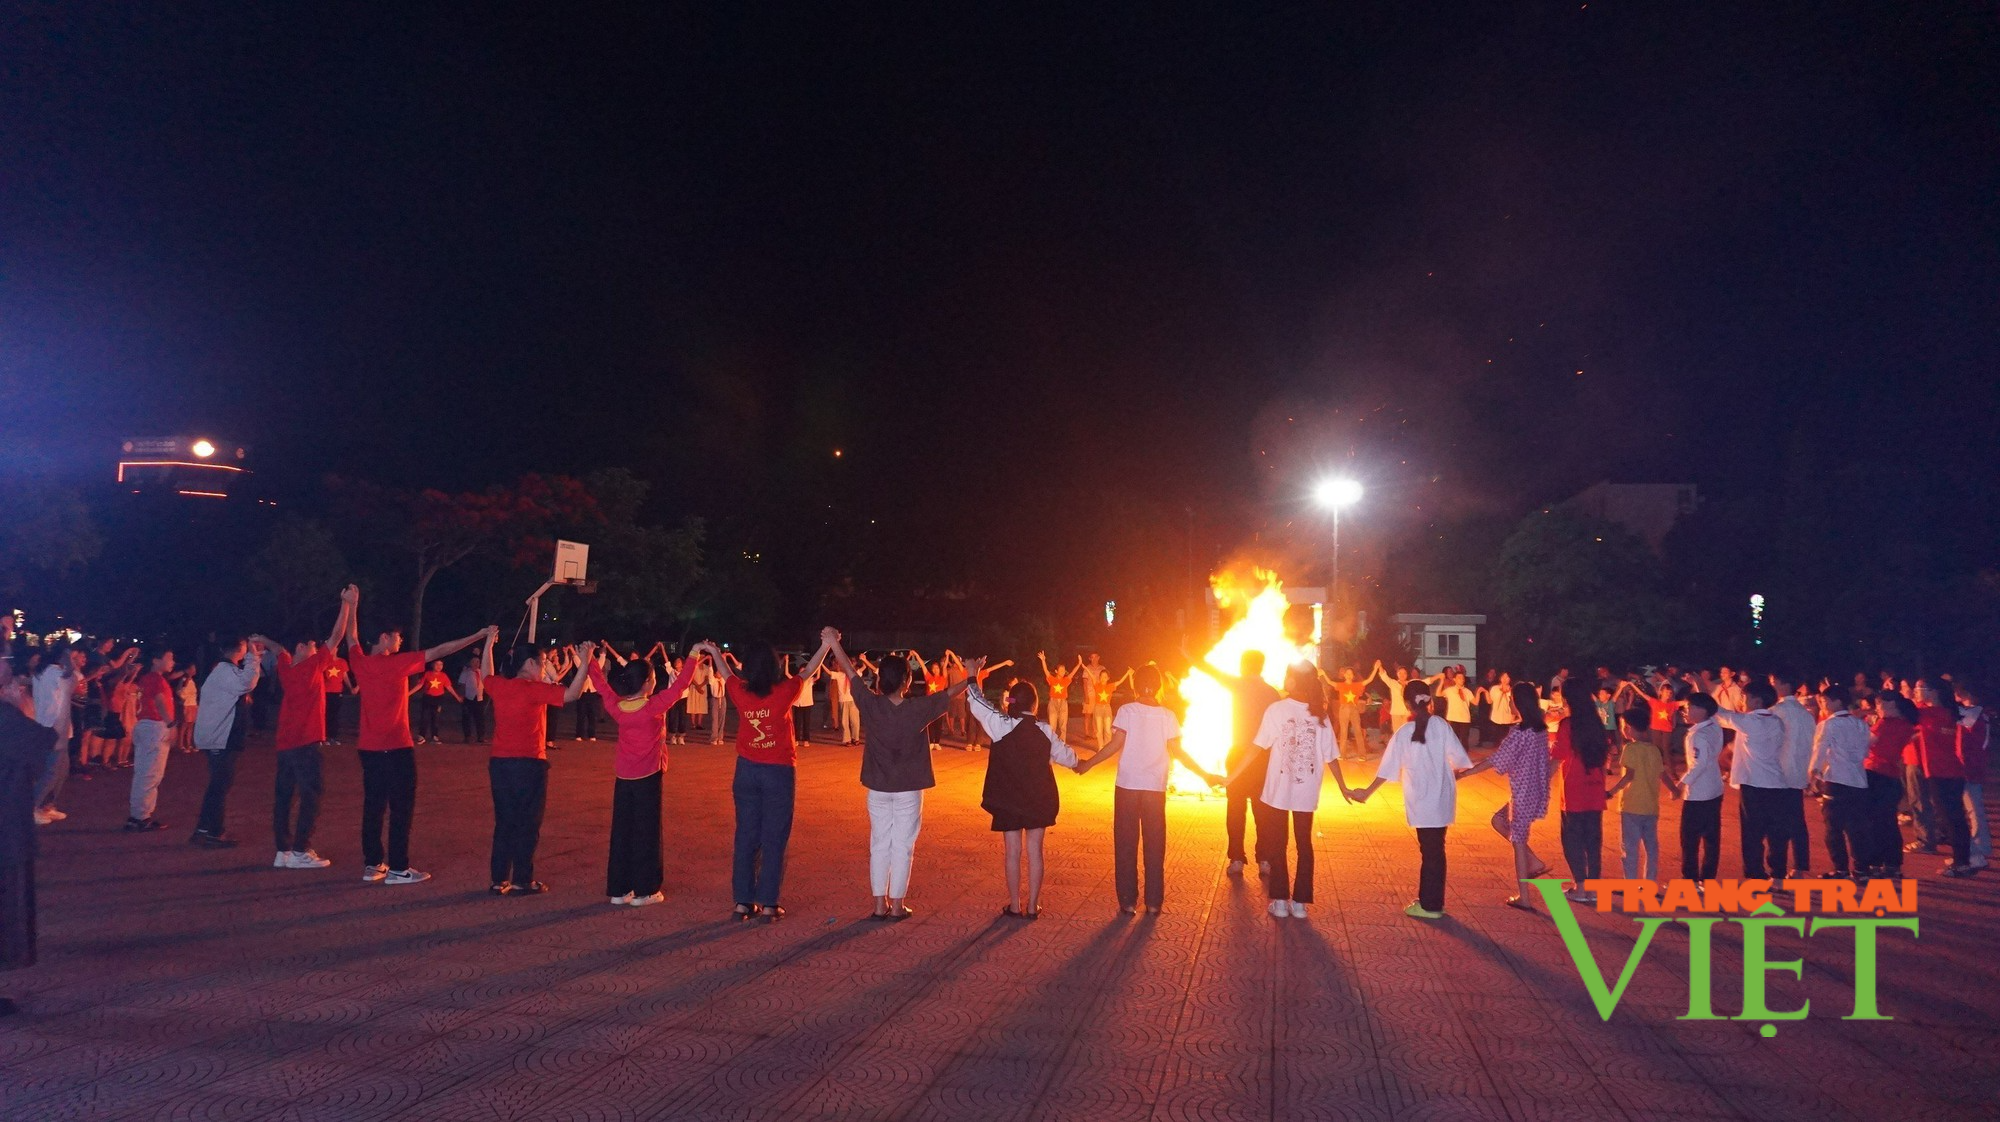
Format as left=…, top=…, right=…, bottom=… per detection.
left=1314, top=478, right=1363, bottom=510
left=190, top=439, right=216, bottom=458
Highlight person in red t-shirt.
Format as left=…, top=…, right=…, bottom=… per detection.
left=1038, top=652, right=1082, bottom=742
left=267, top=590, right=356, bottom=869
left=320, top=653, right=352, bottom=744
left=344, top=587, right=496, bottom=886
left=706, top=630, right=833, bottom=921
left=124, top=647, right=181, bottom=831
left=1551, top=681, right=1614, bottom=904
left=481, top=634, right=592, bottom=895
left=412, top=662, right=460, bottom=745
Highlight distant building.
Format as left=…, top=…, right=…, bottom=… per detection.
left=116, top=436, right=251, bottom=499
left=1563, top=482, right=1699, bottom=550
left=1393, top=613, right=1487, bottom=677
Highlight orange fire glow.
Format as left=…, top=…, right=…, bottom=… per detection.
left=1177, top=569, right=1319, bottom=786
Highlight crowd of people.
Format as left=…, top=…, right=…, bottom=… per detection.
left=0, top=593, right=1991, bottom=1015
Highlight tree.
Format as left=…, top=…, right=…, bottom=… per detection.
left=0, top=476, right=103, bottom=603
left=249, top=516, right=349, bottom=635
left=1491, top=508, right=1676, bottom=673
left=330, top=474, right=601, bottom=647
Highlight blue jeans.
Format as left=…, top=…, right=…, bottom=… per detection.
left=1620, top=812, right=1659, bottom=880
left=731, top=758, right=796, bottom=906
left=1966, top=782, right=1991, bottom=861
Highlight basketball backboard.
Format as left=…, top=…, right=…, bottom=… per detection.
left=554, top=540, right=590, bottom=584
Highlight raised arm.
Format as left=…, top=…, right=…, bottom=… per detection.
left=424, top=625, right=497, bottom=664
left=477, top=631, right=495, bottom=696
left=561, top=642, right=596, bottom=704
left=326, top=585, right=359, bottom=651
left=828, top=634, right=861, bottom=683
left=795, top=629, right=836, bottom=680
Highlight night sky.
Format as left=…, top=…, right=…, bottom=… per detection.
left=4, top=3, right=1996, bottom=633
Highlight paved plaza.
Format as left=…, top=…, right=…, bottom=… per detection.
left=2, top=726, right=1996, bottom=1121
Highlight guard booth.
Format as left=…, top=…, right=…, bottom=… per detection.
left=1392, top=614, right=1487, bottom=677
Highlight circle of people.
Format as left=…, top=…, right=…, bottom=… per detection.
left=3, top=589, right=1987, bottom=929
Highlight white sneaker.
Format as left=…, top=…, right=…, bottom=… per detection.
left=33, top=809, right=55, bottom=826
left=1257, top=860, right=1270, bottom=876
left=361, top=864, right=389, bottom=882
left=609, top=893, right=634, bottom=905
left=274, top=851, right=294, bottom=868
left=1972, top=854, right=1990, bottom=869
left=383, top=868, right=430, bottom=885
left=291, top=850, right=331, bottom=869
left=1227, top=859, right=1245, bottom=876
left=1267, top=900, right=1290, bottom=918
left=45, top=808, right=67, bottom=821
left=628, top=892, right=665, bottom=907
left=1288, top=901, right=1308, bottom=919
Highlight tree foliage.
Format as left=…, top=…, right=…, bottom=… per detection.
left=0, top=476, right=103, bottom=602
left=1492, top=508, right=1676, bottom=673
left=249, top=516, right=349, bottom=635
left=329, top=474, right=602, bottom=647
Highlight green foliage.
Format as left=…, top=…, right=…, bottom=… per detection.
left=1492, top=509, right=1675, bottom=671
left=249, top=516, right=349, bottom=634
left=0, top=477, right=103, bottom=601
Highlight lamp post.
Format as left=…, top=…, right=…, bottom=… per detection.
left=1312, top=478, right=1363, bottom=669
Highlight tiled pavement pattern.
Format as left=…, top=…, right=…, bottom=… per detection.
left=3, top=727, right=1996, bottom=1121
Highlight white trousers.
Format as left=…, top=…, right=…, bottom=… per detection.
left=130, top=719, right=171, bottom=821
left=866, top=789, right=924, bottom=898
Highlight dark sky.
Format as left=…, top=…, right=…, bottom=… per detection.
left=4, top=2, right=1996, bottom=614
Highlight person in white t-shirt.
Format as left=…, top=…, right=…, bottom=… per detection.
left=1229, top=664, right=1344, bottom=919
left=1343, top=680, right=1490, bottom=920
left=1078, top=665, right=1222, bottom=914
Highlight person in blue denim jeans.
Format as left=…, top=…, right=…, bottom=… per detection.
left=698, top=631, right=833, bottom=923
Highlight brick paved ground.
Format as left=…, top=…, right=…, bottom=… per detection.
left=3, top=723, right=1995, bottom=1121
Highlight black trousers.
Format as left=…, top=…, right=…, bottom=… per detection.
left=792, top=705, right=812, bottom=743
left=273, top=745, right=324, bottom=852
left=1929, top=777, right=1971, bottom=866
left=359, top=748, right=417, bottom=871
left=1113, top=787, right=1167, bottom=909
left=1821, top=782, right=1870, bottom=873
left=1778, top=787, right=1811, bottom=874
left=574, top=699, right=598, bottom=740
left=1865, top=770, right=1905, bottom=872
left=1680, top=796, right=1722, bottom=880
left=1226, top=792, right=1259, bottom=863
left=1416, top=826, right=1447, bottom=912
left=460, top=698, right=488, bottom=743
left=418, top=698, right=444, bottom=740
left=196, top=748, right=241, bottom=836
left=488, top=757, right=548, bottom=886
left=1738, top=786, right=1790, bottom=879
left=607, top=771, right=664, bottom=898
left=1257, top=804, right=1315, bottom=903
left=323, top=695, right=342, bottom=740
left=1560, top=811, right=1603, bottom=886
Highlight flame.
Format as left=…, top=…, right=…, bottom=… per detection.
left=1177, top=569, right=1319, bottom=785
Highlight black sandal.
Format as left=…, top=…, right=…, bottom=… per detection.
left=732, top=903, right=754, bottom=921
left=758, top=905, right=785, bottom=923
left=1001, top=905, right=1027, bottom=918
left=885, top=906, right=914, bottom=921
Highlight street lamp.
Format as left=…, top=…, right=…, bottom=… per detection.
left=1313, top=479, right=1363, bottom=667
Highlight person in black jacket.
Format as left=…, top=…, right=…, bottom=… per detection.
left=1, top=665, right=57, bottom=1016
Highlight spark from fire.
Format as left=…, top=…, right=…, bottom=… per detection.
left=1177, top=569, right=1320, bottom=786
